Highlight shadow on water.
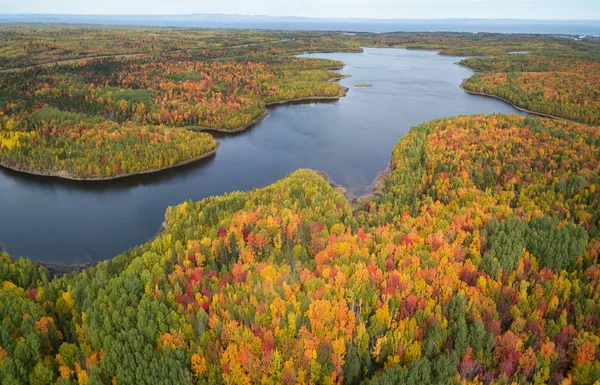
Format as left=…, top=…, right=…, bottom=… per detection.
left=210, top=99, right=341, bottom=139
left=0, top=99, right=343, bottom=193
left=0, top=151, right=220, bottom=192
left=0, top=48, right=528, bottom=264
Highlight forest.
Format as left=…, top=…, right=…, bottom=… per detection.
left=2, top=26, right=599, bottom=178
left=461, top=55, right=600, bottom=124
left=366, top=32, right=600, bottom=124
left=0, top=30, right=349, bottom=178
left=1, top=114, right=599, bottom=384
left=0, top=107, right=218, bottom=179
left=0, top=25, right=599, bottom=384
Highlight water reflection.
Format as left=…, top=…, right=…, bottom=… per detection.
left=0, top=48, right=526, bottom=264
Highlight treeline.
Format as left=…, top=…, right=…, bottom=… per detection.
left=361, top=32, right=600, bottom=59
left=0, top=26, right=361, bottom=71
left=0, top=44, right=347, bottom=178
left=1, top=53, right=345, bottom=130
left=3, top=26, right=600, bottom=70
left=1, top=114, right=598, bottom=384
left=461, top=55, right=600, bottom=124
left=0, top=107, right=217, bottom=179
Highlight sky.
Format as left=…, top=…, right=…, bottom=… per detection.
left=3, top=0, right=599, bottom=20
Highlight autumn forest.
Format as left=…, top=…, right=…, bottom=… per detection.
left=0, top=25, right=599, bottom=385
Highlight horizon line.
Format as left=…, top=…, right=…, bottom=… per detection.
left=1, top=13, right=599, bottom=22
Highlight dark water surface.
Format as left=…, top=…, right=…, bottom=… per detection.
left=0, top=48, right=526, bottom=264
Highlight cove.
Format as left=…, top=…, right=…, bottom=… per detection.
left=0, top=47, right=526, bottom=265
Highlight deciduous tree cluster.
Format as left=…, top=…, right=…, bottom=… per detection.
left=1, top=115, right=598, bottom=384
left=0, top=42, right=346, bottom=178
left=461, top=56, right=600, bottom=124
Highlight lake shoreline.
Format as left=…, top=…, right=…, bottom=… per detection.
left=169, top=86, right=350, bottom=134
left=457, top=60, right=587, bottom=125
left=351, top=163, right=391, bottom=205
left=459, top=80, right=582, bottom=124
left=32, top=164, right=388, bottom=274
left=455, top=62, right=484, bottom=73
left=314, top=170, right=348, bottom=195
left=0, top=77, right=350, bottom=182
left=1, top=47, right=531, bottom=266
left=0, top=142, right=221, bottom=181
left=39, top=261, right=92, bottom=276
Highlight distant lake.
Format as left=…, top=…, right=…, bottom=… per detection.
left=0, top=48, right=526, bottom=265
left=1, top=15, right=599, bottom=35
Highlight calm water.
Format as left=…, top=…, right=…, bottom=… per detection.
left=2, top=15, right=599, bottom=35
left=0, top=48, right=526, bottom=265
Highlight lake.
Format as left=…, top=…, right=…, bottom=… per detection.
left=0, top=48, right=526, bottom=265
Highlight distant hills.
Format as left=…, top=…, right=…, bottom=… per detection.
left=1, top=13, right=599, bottom=35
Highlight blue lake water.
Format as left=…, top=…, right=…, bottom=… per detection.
left=0, top=48, right=526, bottom=264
